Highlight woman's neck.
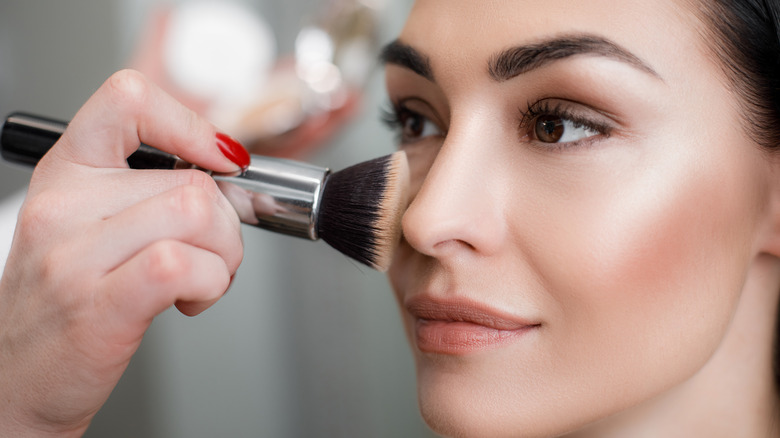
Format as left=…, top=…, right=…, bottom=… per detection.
left=569, top=254, right=780, bottom=438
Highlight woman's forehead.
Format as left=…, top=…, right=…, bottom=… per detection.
left=398, top=0, right=704, bottom=82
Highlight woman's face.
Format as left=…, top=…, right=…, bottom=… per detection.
left=385, top=0, right=776, bottom=436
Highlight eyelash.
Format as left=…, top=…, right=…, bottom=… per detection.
left=380, top=102, right=404, bottom=134
left=519, top=100, right=612, bottom=149
left=380, top=101, right=441, bottom=145
left=380, top=99, right=612, bottom=149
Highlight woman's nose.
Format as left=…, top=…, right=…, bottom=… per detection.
left=401, top=132, right=507, bottom=259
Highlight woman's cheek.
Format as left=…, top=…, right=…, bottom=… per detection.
left=525, top=141, right=764, bottom=391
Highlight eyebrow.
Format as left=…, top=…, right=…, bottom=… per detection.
left=488, top=35, right=661, bottom=82
left=380, top=35, right=661, bottom=83
left=380, top=40, right=434, bottom=82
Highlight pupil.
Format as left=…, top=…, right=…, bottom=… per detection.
left=543, top=121, right=556, bottom=135
left=409, top=117, right=422, bottom=136
left=535, top=115, right=564, bottom=142
left=404, top=115, right=423, bottom=137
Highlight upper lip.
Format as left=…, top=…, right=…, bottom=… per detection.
left=404, top=295, right=539, bottom=331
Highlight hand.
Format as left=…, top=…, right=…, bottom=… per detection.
left=0, top=70, right=244, bottom=436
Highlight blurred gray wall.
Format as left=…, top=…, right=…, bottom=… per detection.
left=0, top=1, right=434, bottom=436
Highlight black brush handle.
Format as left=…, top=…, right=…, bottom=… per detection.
left=1, top=112, right=179, bottom=169
left=1, top=112, right=392, bottom=269
left=1, top=111, right=330, bottom=242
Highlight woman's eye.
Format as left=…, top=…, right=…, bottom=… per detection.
left=400, top=111, right=440, bottom=142
left=521, top=100, right=611, bottom=148
left=533, top=114, right=600, bottom=144
left=382, top=102, right=443, bottom=145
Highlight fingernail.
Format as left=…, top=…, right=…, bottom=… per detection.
left=216, top=132, right=251, bottom=171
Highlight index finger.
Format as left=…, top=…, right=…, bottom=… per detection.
left=48, top=69, right=246, bottom=173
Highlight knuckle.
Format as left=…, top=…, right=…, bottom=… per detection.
left=182, top=106, right=208, bottom=137
left=145, top=240, right=191, bottom=284
left=16, top=193, right=66, bottom=243
left=104, top=69, right=150, bottom=113
left=37, top=243, right=90, bottom=299
left=178, top=168, right=217, bottom=193
left=168, top=183, right=216, bottom=231
left=14, top=194, right=92, bottom=292
left=39, top=245, right=67, bottom=287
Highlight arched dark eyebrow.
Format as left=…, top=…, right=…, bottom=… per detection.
left=380, top=39, right=434, bottom=82
left=380, top=35, right=662, bottom=84
left=488, top=35, right=662, bottom=82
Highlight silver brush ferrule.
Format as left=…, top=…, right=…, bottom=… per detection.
left=212, top=156, right=329, bottom=240
left=0, top=113, right=332, bottom=241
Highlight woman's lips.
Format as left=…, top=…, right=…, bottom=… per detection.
left=406, top=296, right=540, bottom=355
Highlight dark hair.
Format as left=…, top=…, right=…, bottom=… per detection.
left=692, top=0, right=780, bottom=388
left=693, top=0, right=780, bottom=151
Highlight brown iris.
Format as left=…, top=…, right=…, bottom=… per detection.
left=535, top=115, right=564, bottom=143
left=402, top=112, right=426, bottom=140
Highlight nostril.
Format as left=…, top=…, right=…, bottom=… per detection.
left=401, top=183, right=506, bottom=259
left=401, top=195, right=476, bottom=257
left=433, top=238, right=476, bottom=252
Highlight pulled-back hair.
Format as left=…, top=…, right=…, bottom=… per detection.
left=691, top=0, right=780, bottom=387
left=693, top=0, right=780, bottom=151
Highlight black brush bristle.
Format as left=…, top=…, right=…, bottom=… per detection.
left=317, top=152, right=408, bottom=271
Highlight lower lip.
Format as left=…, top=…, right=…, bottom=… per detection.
left=414, top=319, right=537, bottom=355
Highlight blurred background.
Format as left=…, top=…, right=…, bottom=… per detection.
left=0, top=0, right=436, bottom=436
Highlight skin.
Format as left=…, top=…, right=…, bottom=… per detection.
left=0, top=14, right=356, bottom=432
left=0, top=70, right=244, bottom=436
left=385, top=1, right=780, bottom=437
left=2, top=1, right=780, bottom=436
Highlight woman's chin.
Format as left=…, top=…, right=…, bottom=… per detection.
left=413, top=365, right=560, bottom=438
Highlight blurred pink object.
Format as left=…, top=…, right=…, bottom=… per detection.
left=128, top=1, right=379, bottom=159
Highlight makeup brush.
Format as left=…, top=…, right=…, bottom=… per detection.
left=0, top=112, right=409, bottom=271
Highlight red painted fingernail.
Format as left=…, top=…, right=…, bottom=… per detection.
left=216, top=132, right=251, bottom=171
